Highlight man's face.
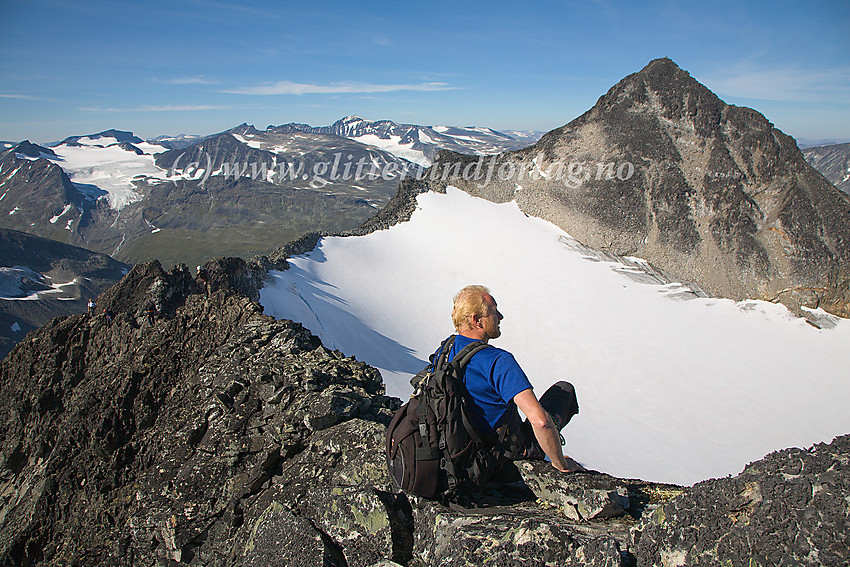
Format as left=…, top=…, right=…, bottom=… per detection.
left=481, top=294, right=503, bottom=340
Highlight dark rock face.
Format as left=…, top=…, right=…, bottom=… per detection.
left=12, top=141, right=56, bottom=159
left=634, top=434, right=850, bottom=566
left=0, top=143, right=90, bottom=244
left=439, top=58, right=850, bottom=317
left=0, top=259, right=399, bottom=566
left=0, top=259, right=847, bottom=566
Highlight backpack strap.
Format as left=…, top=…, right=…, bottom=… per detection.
left=440, top=338, right=493, bottom=496
left=447, top=339, right=491, bottom=445
left=414, top=336, right=458, bottom=461
left=448, top=340, right=491, bottom=375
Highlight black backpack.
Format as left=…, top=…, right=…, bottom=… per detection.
left=386, top=336, right=502, bottom=502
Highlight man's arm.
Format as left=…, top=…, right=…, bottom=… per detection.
left=513, top=388, right=584, bottom=472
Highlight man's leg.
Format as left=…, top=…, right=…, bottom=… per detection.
left=538, top=381, right=579, bottom=430
left=520, top=381, right=579, bottom=460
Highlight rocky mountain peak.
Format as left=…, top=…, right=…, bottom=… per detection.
left=600, top=58, right=724, bottom=134
left=442, top=58, right=850, bottom=317
left=227, top=123, right=262, bottom=136
left=11, top=140, right=57, bottom=159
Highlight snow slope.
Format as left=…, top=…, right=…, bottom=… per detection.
left=0, top=266, right=79, bottom=300
left=259, top=187, right=850, bottom=485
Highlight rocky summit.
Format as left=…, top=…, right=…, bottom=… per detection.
left=437, top=58, right=850, bottom=318
left=0, top=257, right=847, bottom=566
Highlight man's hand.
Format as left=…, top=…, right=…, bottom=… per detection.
left=553, top=456, right=586, bottom=473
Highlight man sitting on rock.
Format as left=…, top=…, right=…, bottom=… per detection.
left=442, top=284, right=584, bottom=474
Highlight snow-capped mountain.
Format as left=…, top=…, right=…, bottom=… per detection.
left=0, top=141, right=92, bottom=240
left=146, top=133, right=205, bottom=150
left=803, top=142, right=850, bottom=195
left=155, top=123, right=414, bottom=204
left=46, top=133, right=170, bottom=210
left=50, top=129, right=146, bottom=148
left=1, top=124, right=420, bottom=268
left=268, top=116, right=544, bottom=166
left=0, top=227, right=128, bottom=358
left=259, top=185, right=850, bottom=486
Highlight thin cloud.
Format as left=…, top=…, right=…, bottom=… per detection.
left=702, top=65, right=850, bottom=103
left=157, top=75, right=221, bottom=85
left=221, top=81, right=457, bottom=95
left=80, top=104, right=226, bottom=112
left=0, top=93, right=54, bottom=101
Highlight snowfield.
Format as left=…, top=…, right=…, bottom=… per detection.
left=351, top=133, right=431, bottom=167
left=258, top=186, right=850, bottom=486
left=49, top=140, right=169, bottom=209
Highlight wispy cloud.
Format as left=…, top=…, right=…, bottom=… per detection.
left=156, top=75, right=220, bottom=85
left=80, top=104, right=226, bottom=112
left=221, top=81, right=457, bottom=95
left=702, top=65, right=850, bottom=104
left=0, top=93, right=54, bottom=101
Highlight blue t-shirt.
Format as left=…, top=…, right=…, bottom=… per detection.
left=436, top=334, right=533, bottom=433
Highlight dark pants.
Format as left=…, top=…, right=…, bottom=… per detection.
left=498, top=381, right=579, bottom=463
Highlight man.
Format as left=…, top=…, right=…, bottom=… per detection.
left=442, top=284, right=584, bottom=473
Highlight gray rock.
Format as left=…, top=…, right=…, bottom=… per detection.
left=294, top=485, right=410, bottom=567
left=517, top=460, right=630, bottom=521
left=633, top=434, right=850, bottom=566
left=241, top=499, right=346, bottom=567
left=435, top=58, right=850, bottom=317
left=411, top=498, right=623, bottom=566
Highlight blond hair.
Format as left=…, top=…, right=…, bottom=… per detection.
left=452, top=285, right=491, bottom=331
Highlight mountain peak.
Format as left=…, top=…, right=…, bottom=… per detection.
left=587, top=57, right=725, bottom=139
left=12, top=140, right=57, bottom=158
left=441, top=59, right=850, bottom=317
left=640, top=56, right=685, bottom=76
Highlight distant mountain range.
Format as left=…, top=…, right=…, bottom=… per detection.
left=802, top=142, right=850, bottom=195
left=266, top=115, right=544, bottom=166
left=0, top=228, right=129, bottom=358
left=0, top=119, right=542, bottom=269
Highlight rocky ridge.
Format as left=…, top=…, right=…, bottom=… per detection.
left=0, top=257, right=847, bottom=566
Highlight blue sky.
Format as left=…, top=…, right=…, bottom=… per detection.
left=1, top=0, right=848, bottom=145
